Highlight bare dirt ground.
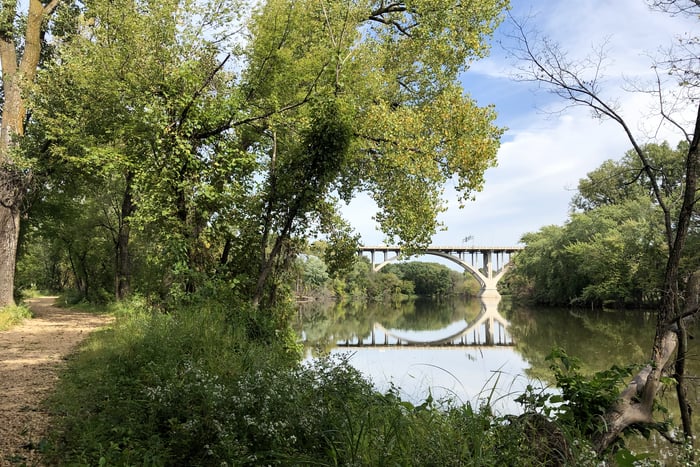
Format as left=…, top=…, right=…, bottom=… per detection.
left=0, top=297, right=113, bottom=466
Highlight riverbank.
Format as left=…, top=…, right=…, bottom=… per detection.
left=39, top=298, right=589, bottom=465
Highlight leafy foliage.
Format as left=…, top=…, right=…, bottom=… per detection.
left=384, top=261, right=467, bottom=296
left=508, top=142, right=695, bottom=308
left=545, top=349, right=636, bottom=439
left=0, top=303, right=31, bottom=331
left=44, top=300, right=600, bottom=466
left=514, top=348, right=677, bottom=462
left=18, top=173, right=125, bottom=302
left=23, top=0, right=506, bottom=308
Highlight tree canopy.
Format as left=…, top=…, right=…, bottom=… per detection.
left=20, top=0, right=507, bottom=306
left=509, top=141, right=693, bottom=308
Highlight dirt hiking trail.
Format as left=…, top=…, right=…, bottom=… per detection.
left=0, top=297, right=113, bottom=466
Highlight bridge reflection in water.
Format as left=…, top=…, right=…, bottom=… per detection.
left=338, top=295, right=512, bottom=347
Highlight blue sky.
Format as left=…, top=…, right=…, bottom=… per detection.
left=343, top=0, right=697, bottom=248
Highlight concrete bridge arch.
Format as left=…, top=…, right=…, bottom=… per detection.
left=358, top=245, right=522, bottom=298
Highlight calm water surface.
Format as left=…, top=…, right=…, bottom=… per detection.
left=295, top=296, right=700, bottom=417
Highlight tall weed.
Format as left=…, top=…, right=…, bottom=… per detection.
left=0, top=303, right=32, bottom=330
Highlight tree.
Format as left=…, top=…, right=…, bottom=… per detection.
left=0, top=0, right=66, bottom=306
left=510, top=2, right=700, bottom=452
left=299, top=255, right=329, bottom=292
left=28, top=0, right=507, bottom=308
left=572, top=142, right=689, bottom=214
left=384, top=262, right=456, bottom=297
left=513, top=143, right=686, bottom=308
left=31, top=0, right=246, bottom=300
left=231, top=0, right=507, bottom=306
left=567, top=201, right=667, bottom=307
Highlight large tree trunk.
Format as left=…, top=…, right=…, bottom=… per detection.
left=595, top=329, right=678, bottom=452
left=115, top=173, right=134, bottom=301
left=0, top=0, right=60, bottom=307
left=0, top=205, right=19, bottom=305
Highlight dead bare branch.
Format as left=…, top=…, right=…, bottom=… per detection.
left=647, top=0, right=700, bottom=16
left=508, top=14, right=675, bottom=249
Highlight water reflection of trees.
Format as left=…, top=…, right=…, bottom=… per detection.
left=508, top=306, right=663, bottom=380
left=507, top=305, right=700, bottom=452
left=389, top=297, right=480, bottom=329
left=297, top=298, right=700, bottom=387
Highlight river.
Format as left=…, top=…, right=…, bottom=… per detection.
left=294, top=296, right=700, bottom=457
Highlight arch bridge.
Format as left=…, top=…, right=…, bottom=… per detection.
left=358, top=245, right=523, bottom=297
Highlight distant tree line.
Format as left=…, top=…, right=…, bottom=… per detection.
left=292, top=243, right=479, bottom=302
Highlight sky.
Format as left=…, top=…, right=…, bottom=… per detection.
left=342, top=0, right=697, bottom=248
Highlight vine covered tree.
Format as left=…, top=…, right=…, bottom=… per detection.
left=231, top=0, right=507, bottom=306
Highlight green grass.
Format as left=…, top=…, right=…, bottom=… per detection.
left=0, top=303, right=32, bottom=331
left=41, top=298, right=623, bottom=466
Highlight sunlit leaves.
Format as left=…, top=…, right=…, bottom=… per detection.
left=524, top=200, right=668, bottom=307
left=240, top=0, right=506, bottom=301
left=362, top=0, right=508, bottom=100
left=572, top=141, right=690, bottom=213
left=30, top=0, right=252, bottom=297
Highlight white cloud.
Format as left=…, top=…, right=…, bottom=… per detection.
left=435, top=110, right=628, bottom=244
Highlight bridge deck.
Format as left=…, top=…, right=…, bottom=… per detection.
left=359, top=245, right=523, bottom=253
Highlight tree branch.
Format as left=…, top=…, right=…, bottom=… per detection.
left=42, top=0, right=60, bottom=16
left=509, top=15, right=675, bottom=248
left=176, top=53, right=231, bottom=133
left=367, top=2, right=413, bottom=37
